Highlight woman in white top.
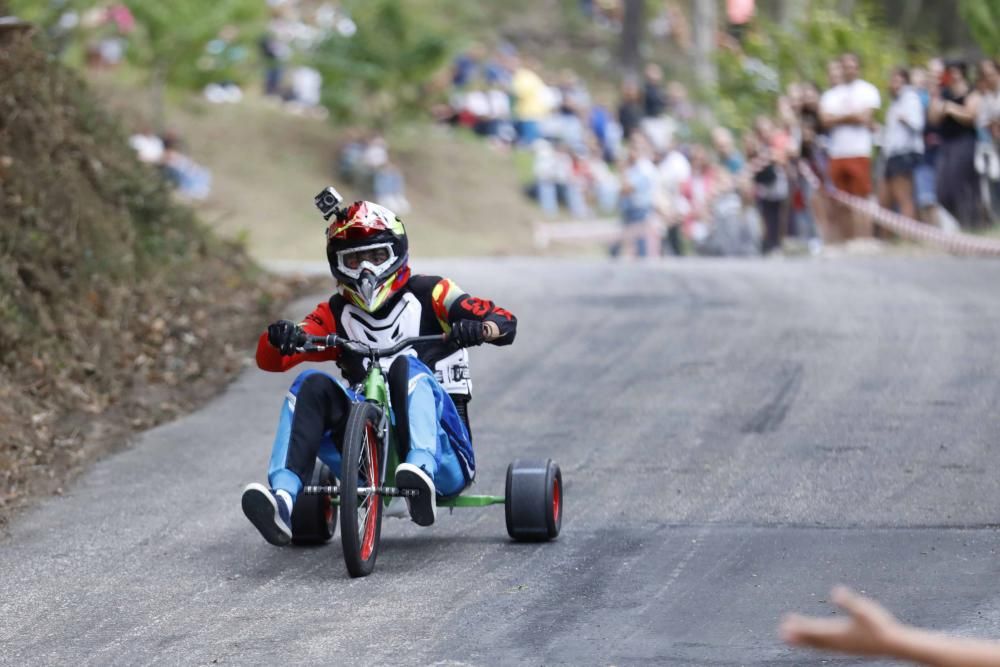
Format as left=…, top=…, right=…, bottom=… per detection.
left=880, top=68, right=925, bottom=221
left=974, top=60, right=1000, bottom=193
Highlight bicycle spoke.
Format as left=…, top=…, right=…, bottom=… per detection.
left=342, top=406, right=384, bottom=577
left=357, top=425, right=375, bottom=544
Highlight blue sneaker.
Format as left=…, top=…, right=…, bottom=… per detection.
left=241, top=483, right=292, bottom=546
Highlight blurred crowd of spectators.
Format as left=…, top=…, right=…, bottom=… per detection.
left=434, top=43, right=764, bottom=257
left=436, top=37, right=1000, bottom=258
left=751, top=51, right=1000, bottom=249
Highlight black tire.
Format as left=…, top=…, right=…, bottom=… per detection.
left=340, top=402, right=384, bottom=577
left=505, top=458, right=562, bottom=541
left=291, top=462, right=337, bottom=545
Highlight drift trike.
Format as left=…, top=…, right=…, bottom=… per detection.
left=287, top=332, right=562, bottom=577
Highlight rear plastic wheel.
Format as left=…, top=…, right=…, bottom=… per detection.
left=291, top=462, right=337, bottom=545
left=505, top=458, right=562, bottom=541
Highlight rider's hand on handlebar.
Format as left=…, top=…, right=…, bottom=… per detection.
left=267, top=320, right=306, bottom=356
left=335, top=339, right=368, bottom=384
left=449, top=320, right=487, bottom=349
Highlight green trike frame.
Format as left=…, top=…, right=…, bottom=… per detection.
left=293, top=333, right=561, bottom=578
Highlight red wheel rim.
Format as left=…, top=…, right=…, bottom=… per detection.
left=552, top=476, right=561, bottom=524
left=324, top=497, right=334, bottom=527
left=359, top=421, right=379, bottom=561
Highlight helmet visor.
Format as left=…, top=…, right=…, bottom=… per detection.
left=336, top=242, right=396, bottom=280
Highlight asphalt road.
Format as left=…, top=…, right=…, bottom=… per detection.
left=3, top=257, right=1000, bottom=666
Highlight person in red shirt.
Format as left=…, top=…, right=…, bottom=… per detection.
left=242, top=199, right=517, bottom=544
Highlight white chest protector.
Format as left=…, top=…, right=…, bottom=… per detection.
left=339, top=292, right=472, bottom=395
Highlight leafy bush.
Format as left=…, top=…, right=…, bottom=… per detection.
left=124, top=0, right=265, bottom=90
left=715, top=1, right=916, bottom=133
left=958, top=0, right=1000, bottom=56
left=311, top=0, right=454, bottom=128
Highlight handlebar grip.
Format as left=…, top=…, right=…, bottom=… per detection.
left=296, top=333, right=339, bottom=354
left=296, top=333, right=448, bottom=357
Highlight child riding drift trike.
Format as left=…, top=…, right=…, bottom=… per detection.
left=241, top=187, right=562, bottom=577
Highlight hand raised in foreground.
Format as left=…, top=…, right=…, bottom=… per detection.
left=780, top=586, right=901, bottom=657
left=780, top=586, right=1000, bottom=667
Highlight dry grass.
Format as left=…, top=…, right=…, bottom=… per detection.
left=89, top=72, right=541, bottom=261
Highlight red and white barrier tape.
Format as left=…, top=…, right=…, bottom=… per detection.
left=801, top=163, right=1000, bottom=257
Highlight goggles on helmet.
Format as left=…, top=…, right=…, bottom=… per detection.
left=335, top=242, right=397, bottom=280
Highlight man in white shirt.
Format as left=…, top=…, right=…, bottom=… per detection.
left=820, top=53, right=881, bottom=238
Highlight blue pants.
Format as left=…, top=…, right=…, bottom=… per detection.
left=267, top=358, right=473, bottom=503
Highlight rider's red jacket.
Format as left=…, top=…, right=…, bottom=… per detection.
left=256, top=274, right=516, bottom=372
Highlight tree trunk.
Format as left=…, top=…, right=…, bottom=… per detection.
left=620, top=0, right=644, bottom=77
left=777, top=0, right=807, bottom=29
left=151, top=62, right=166, bottom=134
left=692, top=0, right=718, bottom=90
left=899, top=0, right=923, bottom=33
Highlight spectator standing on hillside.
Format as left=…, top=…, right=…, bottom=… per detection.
left=532, top=139, right=560, bottom=217
left=641, top=64, right=677, bottom=154
left=712, top=127, right=744, bottom=175
left=618, top=78, right=644, bottom=141
left=619, top=139, right=658, bottom=258
left=880, top=68, right=924, bottom=222
left=643, top=63, right=667, bottom=118
left=665, top=80, right=694, bottom=125
left=929, top=61, right=980, bottom=227
left=911, top=64, right=940, bottom=225
left=680, top=145, right=721, bottom=249
left=583, top=136, right=620, bottom=213
left=373, top=160, right=410, bottom=215
left=589, top=97, right=618, bottom=163
left=820, top=52, right=881, bottom=239
left=260, top=11, right=290, bottom=97
left=794, top=81, right=825, bottom=252
left=815, top=59, right=844, bottom=177
left=974, top=59, right=1000, bottom=219
left=553, top=69, right=589, bottom=150
left=748, top=122, right=789, bottom=254
left=656, top=137, right=692, bottom=256
left=510, top=57, right=551, bottom=146
left=726, top=0, right=755, bottom=46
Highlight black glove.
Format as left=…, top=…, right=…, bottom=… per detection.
left=336, top=340, right=368, bottom=384
left=450, top=319, right=486, bottom=349
left=267, top=320, right=304, bottom=356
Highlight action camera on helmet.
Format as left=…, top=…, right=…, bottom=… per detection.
left=314, top=186, right=344, bottom=220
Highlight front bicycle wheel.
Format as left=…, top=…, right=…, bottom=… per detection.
left=340, top=401, right=384, bottom=577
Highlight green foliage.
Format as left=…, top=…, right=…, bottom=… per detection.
left=959, top=0, right=1000, bottom=56
left=311, top=0, right=454, bottom=128
left=7, top=0, right=77, bottom=25
left=715, top=1, right=911, bottom=133
left=124, top=0, right=264, bottom=89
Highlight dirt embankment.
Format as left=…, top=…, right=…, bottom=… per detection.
left=0, top=25, right=311, bottom=522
